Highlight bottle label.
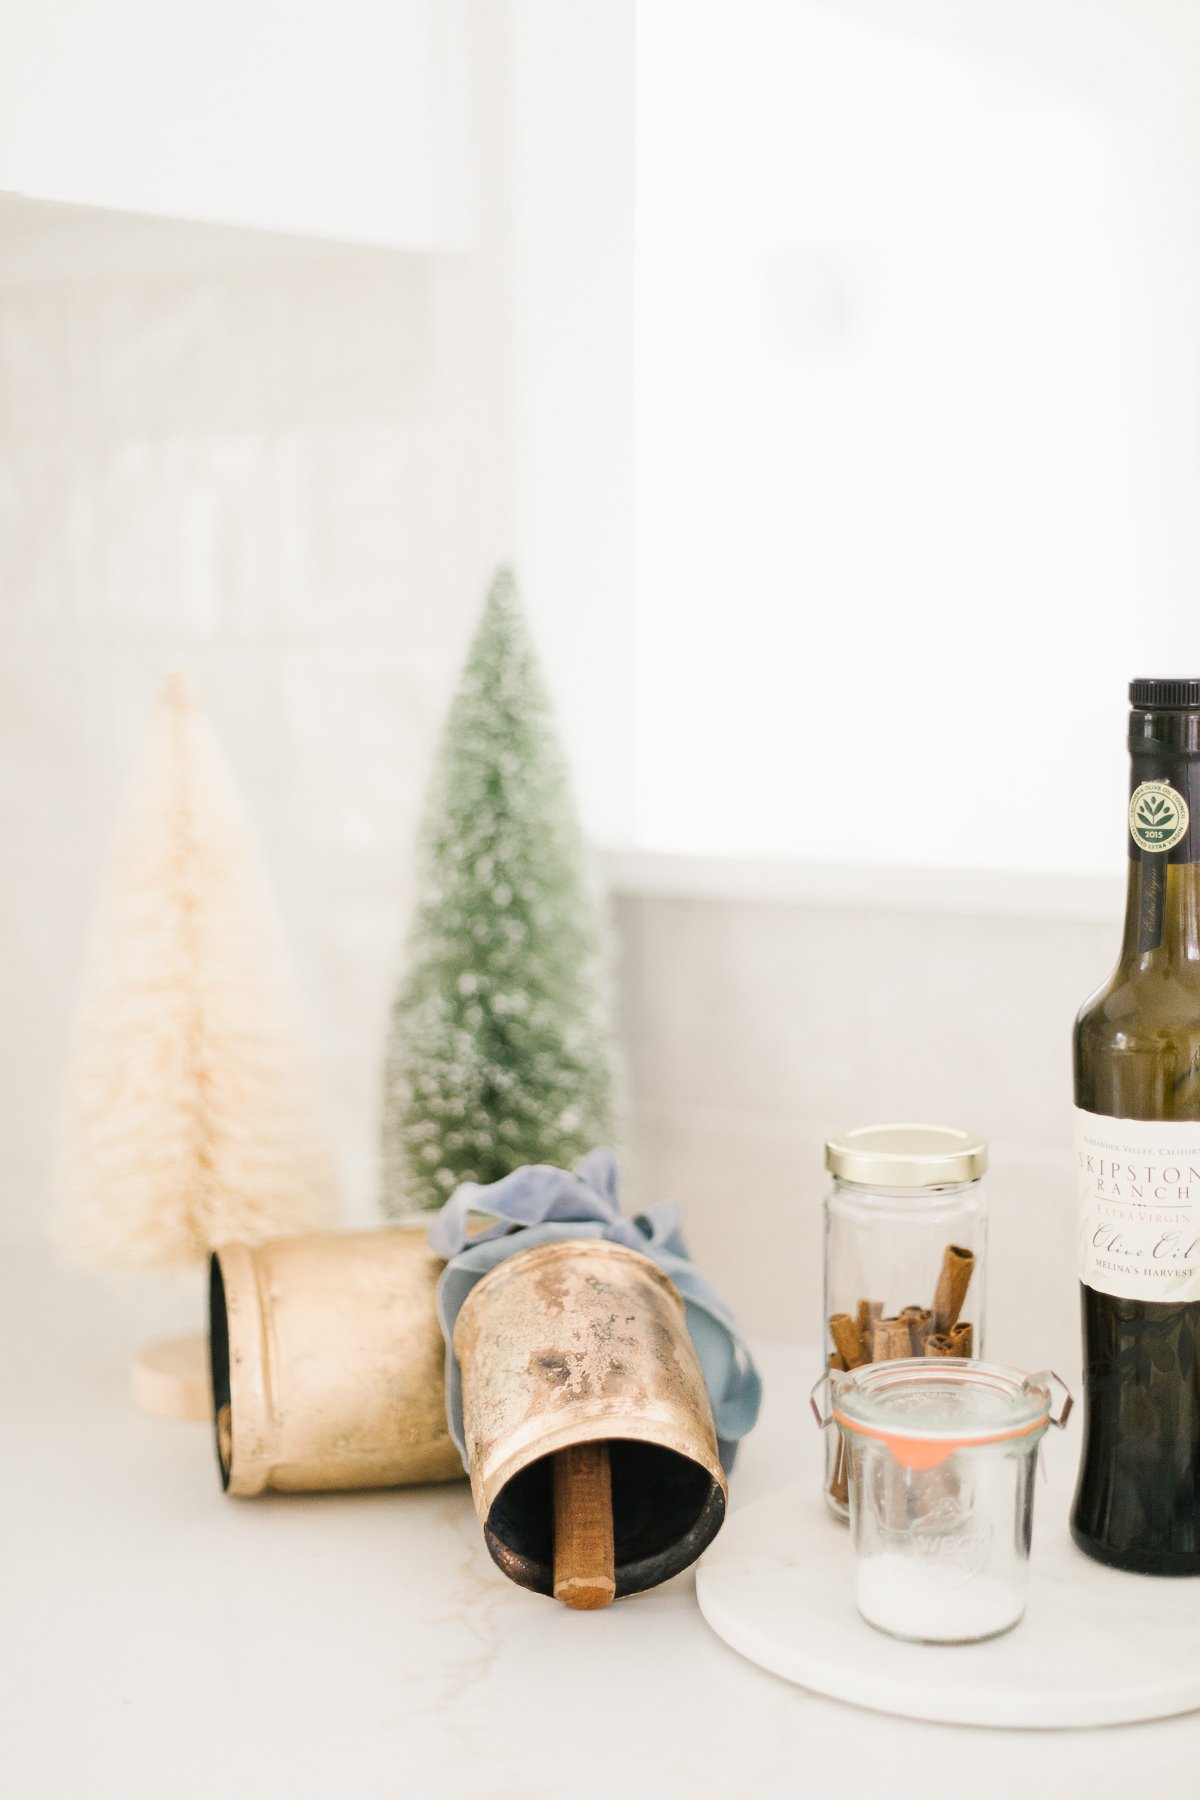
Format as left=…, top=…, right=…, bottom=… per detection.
left=1075, top=1109, right=1200, bottom=1301
left=1129, top=780, right=1189, bottom=854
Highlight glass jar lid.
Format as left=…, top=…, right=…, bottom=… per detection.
left=824, top=1122, right=987, bottom=1187
left=829, top=1359, right=1063, bottom=1470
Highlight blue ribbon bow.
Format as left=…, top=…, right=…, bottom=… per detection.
left=428, top=1147, right=762, bottom=1470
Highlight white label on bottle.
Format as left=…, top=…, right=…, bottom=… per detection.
left=1075, top=1108, right=1200, bottom=1301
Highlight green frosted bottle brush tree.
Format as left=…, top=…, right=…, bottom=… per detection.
left=382, top=568, right=616, bottom=1213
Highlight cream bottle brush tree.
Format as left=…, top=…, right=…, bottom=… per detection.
left=382, top=568, right=615, bottom=1213
left=59, top=674, right=337, bottom=1411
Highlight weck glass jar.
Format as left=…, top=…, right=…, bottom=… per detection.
left=822, top=1124, right=988, bottom=1518
left=810, top=1358, right=1072, bottom=1643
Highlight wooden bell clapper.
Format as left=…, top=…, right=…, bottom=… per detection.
left=552, top=1442, right=616, bottom=1610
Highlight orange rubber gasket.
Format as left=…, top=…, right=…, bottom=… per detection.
left=831, top=1407, right=1048, bottom=1471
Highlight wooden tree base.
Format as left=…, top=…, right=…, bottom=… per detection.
left=131, top=1333, right=211, bottom=1421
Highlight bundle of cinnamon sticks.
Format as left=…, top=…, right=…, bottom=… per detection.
left=826, top=1243, right=976, bottom=1507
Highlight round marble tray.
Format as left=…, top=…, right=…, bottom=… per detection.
left=696, top=1472, right=1200, bottom=1728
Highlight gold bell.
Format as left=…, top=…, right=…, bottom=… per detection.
left=453, top=1237, right=728, bottom=1599
left=210, top=1223, right=465, bottom=1494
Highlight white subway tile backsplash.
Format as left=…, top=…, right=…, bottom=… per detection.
left=86, top=283, right=232, bottom=433
left=0, top=289, right=73, bottom=436
left=624, top=1099, right=828, bottom=1345
left=273, top=425, right=439, bottom=643
left=625, top=1094, right=1080, bottom=1373
left=277, top=647, right=439, bottom=857
left=859, top=906, right=1114, bottom=1154
left=0, top=261, right=435, bottom=439
left=615, top=891, right=1102, bottom=1346
left=615, top=892, right=874, bottom=1122
left=239, top=265, right=435, bottom=432
left=617, top=893, right=1113, bottom=1159
left=0, top=442, right=85, bottom=634
left=0, top=235, right=453, bottom=1243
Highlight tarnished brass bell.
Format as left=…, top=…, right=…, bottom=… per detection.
left=210, top=1223, right=465, bottom=1495
left=453, top=1237, right=727, bottom=1597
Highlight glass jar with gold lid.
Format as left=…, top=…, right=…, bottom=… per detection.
left=821, top=1123, right=988, bottom=1519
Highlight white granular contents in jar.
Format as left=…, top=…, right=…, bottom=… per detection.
left=855, top=1554, right=1023, bottom=1643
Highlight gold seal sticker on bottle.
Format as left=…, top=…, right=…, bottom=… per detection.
left=1129, top=780, right=1189, bottom=853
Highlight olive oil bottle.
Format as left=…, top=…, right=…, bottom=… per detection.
left=1073, top=678, right=1200, bottom=1573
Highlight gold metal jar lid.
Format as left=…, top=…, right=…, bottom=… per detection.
left=824, top=1123, right=987, bottom=1187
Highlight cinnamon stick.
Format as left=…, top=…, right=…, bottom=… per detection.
left=924, top=1333, right=955, bottom=1358
left=830, top=1312, right=868, bottom=1370
left=856, top=1299, right=884, bottom=1359
left=872, top=1316, right=914, bottom=1361
left=931, top=1245, right=974, bottom=1335
left=949, top=1320, right=974, bottom=1357
left=898, top=1305, right=931, bottom=1353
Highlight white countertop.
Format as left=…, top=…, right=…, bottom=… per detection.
left=5, top=1243, right=1198, bottom=1800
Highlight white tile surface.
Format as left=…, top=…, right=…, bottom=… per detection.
left=3, top=1242, right=1195, bottom=1800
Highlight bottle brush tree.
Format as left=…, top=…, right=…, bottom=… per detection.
left=59, top=673, right=338, bottom=1275
left=382, top=568, right=615, bottom=1213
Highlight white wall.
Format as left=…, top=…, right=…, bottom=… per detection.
left=0, top=0, right=471, bottom=248
left=510, top=0, right=637, bottom=847
left=635, top=0, right=1200, bottom=876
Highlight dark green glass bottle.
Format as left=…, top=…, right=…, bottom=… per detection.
left=1072, top=679, right=1200, bottom=1574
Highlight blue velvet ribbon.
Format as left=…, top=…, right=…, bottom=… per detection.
left=428, top=1148, right=762, bottom=1471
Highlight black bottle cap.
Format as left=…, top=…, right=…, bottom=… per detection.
left=1130, top=678, right=1200, bottom=709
